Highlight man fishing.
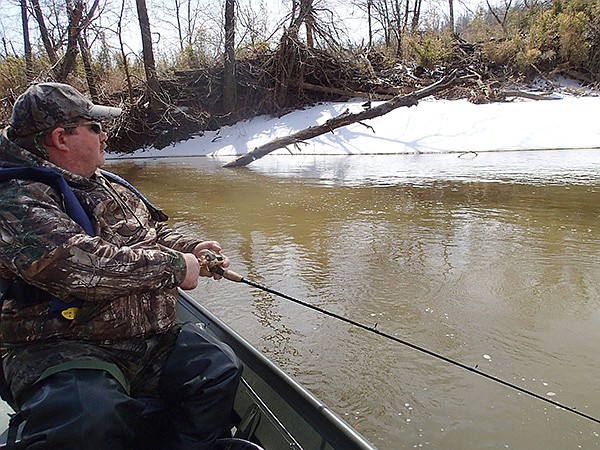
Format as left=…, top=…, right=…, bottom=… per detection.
left=0, top=82, right=243, bottom=449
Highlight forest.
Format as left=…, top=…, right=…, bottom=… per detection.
left=0, top=0, right=599, bottom=153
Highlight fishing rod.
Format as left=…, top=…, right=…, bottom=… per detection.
left=198, top=250, right=600, bottom=426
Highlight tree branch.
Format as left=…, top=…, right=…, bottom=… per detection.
left=223, top=70, right=462, bottom=167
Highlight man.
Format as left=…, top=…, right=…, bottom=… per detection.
left=0, top=82, right=243, bottom=449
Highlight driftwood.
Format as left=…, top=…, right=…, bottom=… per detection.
left=223, top=70, right=463, bottom=167
left=297, top=81, right=401, bottom=101
left=501, top=90, right=559, bottom=100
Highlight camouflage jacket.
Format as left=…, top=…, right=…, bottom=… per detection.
left=0, top=128, right=201, bottom=344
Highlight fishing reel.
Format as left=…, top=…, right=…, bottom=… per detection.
left=197, top=249, right=227, bottom=275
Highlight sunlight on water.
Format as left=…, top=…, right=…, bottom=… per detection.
left=243, top=149, right=600, bottom=187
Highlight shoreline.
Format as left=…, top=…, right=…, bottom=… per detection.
left=107, top=95, right=600, bottom=162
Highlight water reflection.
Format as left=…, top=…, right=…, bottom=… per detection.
left=238, top=149, right=600, bottom=187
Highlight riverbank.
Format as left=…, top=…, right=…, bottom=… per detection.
left=109, top=89, right=600, bottom=163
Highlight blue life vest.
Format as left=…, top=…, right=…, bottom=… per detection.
left=0, top=166, right=166, bottom=319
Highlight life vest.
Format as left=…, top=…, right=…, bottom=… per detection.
left=0, top=166, right=167, bottom=320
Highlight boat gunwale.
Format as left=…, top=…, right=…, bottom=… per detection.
left=177, top=289, right=378, bottom=450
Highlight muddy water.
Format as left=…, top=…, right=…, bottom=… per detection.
left=5, top=150, right=600, bottom=449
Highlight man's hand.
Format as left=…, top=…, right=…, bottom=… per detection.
left=193, top=241, right=230, bottom=280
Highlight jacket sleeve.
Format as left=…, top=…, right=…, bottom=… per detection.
left=155, top=222, right=202, bottom=253
left=0, top=180, right=188, bottom=303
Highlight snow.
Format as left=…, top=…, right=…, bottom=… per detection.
left=109, top=92, right=600, bottom=162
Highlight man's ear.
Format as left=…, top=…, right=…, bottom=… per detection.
left=47, top=127, right=70, bottom=151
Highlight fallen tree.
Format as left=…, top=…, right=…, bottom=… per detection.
left=224, top=69, right=468, bottom=167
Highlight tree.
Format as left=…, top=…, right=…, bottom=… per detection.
left=30, top=0, right=59, bottom=69
left=355, top=0, right=410, bottom=56
left=289, top=0, right=315, bottom=46
left=70, top=0, right=101, bottom=100
left=411, top=0, right=423, bottom=32
left=56, top=0, right=84, bottom=81
left=486, top=0, right=512, bottom=32
left=117, top=0, right=135, bottom=101
left=19, top=0, right=34, bottom=81
left=172, top=0, right=202, bottom=65
left=223, top=0, right=236, bottom=112
left=26, top=0, right=96, bottom=82
left=135, top=0, right=162, bottom=116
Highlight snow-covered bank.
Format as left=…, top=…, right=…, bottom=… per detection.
left=109, top=95, right=600, bottom=161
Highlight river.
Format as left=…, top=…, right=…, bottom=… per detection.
left=4, top=150, right=600, bottom=449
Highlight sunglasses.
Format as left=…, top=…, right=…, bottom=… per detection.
left=62, top=121, right=103, bottom=134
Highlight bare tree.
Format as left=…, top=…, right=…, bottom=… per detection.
left=223, top=0, right=236, bottom=111
left=70, top=0, right=101, bottom=99
left=25, top=0, right=96, bottom=82
left=117, top=0, right=135, bottom=101
left=174, top=0, right=185, bottom=52
left=30, top=0, right=59, bottom=69
left=235, top=1, right=269, bottom=48
left=135, top=0, right=162, bottom=115
left=356, top=0, right=409, bottom=55
left=179, top=0, right=201, bottom=62
left=486, top=0, right=513, bottom=32
left=20, top=0, right=34, bottom=81
left=289, top=0, right=315, bottom=46
left=55, top=0, right=83, bottom=81
left=411, top=0, right=422, bottom=32
left=367, top=0, right=373, bottom=47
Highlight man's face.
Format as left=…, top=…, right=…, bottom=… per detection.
left=58, top=121, right=107, bottom=177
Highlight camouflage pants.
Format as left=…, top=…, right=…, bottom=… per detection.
left=3, top=322, right=243, bottom=449
left=4, top=324, right=181, bottom=403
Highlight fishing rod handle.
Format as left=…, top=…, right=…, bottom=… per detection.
left=211, top=266, right=245, bottom=283
left=196, top=249, right=244, bottom=282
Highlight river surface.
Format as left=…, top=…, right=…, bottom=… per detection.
left=4, top=150, right=600, bottom=449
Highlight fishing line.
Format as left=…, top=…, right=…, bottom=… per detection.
left=200, top=251, right=600, bottom=425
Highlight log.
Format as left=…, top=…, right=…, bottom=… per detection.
left=297, top=81, right=400, bottom=101
left=501, top=90, right=559, bottom=100
left=223, top=70, right=461, bottom=167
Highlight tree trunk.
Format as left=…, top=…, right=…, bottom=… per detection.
left=56, top=0, right=84, bottom=82
left=175, top=0, right=184, bottom=52
left=393, top=0, right=403, bottom=58
left=448, top=0, right=455, bottom=34
left=412, top=0, right=422, bottom=32
left=30, top=0, right=59, bottom=70
left=20, top=0, right=34, bottom=82
left=77, top=0, right=101, bottom=99
left=79, top=34, right=98, bottom=100
left=136, top=0, right=162, bottom=116
left=115, top=0, right=134, bottom=102
left=289, top=0, right=313, bottom=40
left=305, top=17, right=314, bottom=48
left=223, top=0, right=236, bottom=112
left=367, top=0, right=372, bottom=48
left=224, top=71, right=461, bottom=167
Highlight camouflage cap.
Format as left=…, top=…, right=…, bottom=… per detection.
left=9, top=82, right=122, bottom=138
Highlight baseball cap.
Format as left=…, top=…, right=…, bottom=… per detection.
left=9, top=82, right=122, bottom=138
